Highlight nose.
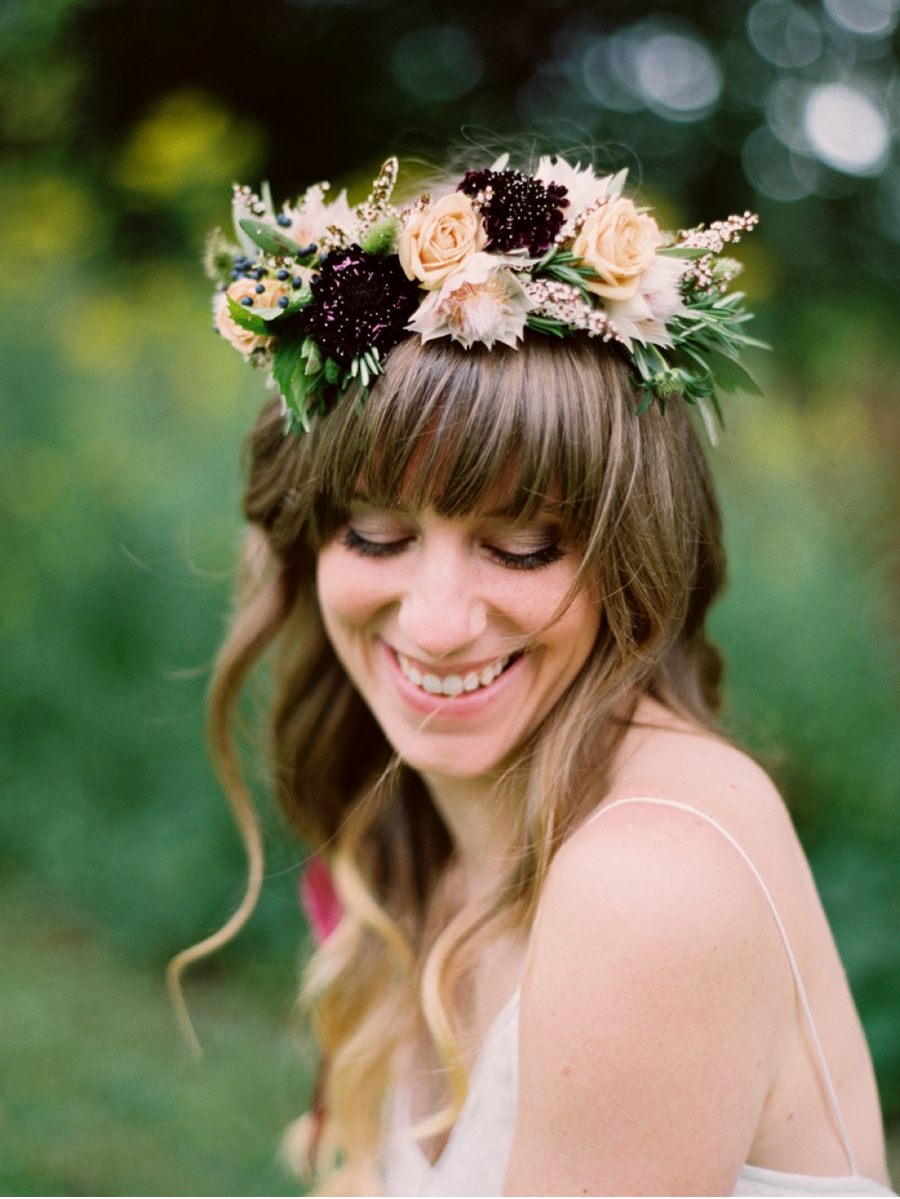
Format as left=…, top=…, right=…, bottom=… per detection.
left=396, top=540, right=489, bottom=661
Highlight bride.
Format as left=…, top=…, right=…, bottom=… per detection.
left=174, top=152, right=894, bottom=1196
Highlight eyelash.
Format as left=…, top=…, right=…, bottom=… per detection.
left=341, top=527, right=566, bottom=571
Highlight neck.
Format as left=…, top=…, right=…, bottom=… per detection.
left=420, top=766, right=523, bottom=903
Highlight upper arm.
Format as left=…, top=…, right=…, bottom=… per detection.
left=504, top=804, right=790, bottom=1197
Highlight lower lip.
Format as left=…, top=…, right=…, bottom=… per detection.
left=382, top=642, right=526, bottom=719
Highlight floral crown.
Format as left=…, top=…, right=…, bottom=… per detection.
left=206, top=153, right=764, bottom=440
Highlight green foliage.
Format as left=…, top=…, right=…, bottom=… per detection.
left=0, top=883, right=310, bottom=1196
left=360, top=216, right=400, bottom=257
left=239, top=217, right=304, bottom=259
left=226, top=293, right=270, bottom=334
left=203, top=228, right=240, bottom=284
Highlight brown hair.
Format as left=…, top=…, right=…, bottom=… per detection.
left=172, top=332, right=725, bottom=1192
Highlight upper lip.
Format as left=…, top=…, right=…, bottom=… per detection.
left=385, top=643, right=520, bottom=677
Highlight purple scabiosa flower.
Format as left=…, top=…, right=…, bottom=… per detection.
left=457, top=169, right=569, bottom=255
left=302, top=245, right=420, bottom=368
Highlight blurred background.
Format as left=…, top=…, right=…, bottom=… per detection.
left=1, top=0, right=899, bottom=1192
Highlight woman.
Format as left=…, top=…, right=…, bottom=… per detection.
left=175, top=153, right=894, bottom=1195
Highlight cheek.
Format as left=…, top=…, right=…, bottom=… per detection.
left=315, top=544, right=394, bottom=636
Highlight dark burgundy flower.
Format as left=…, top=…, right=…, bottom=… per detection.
left=457, top=168, right=569, bottom=255
left=302, top=245, right=420, bottom=368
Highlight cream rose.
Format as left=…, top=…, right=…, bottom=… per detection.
left=398, top=193, right=487, bottom=289
left=572, top=198, right=663, bottom=302
left=213, top=276, right=289, bottom=357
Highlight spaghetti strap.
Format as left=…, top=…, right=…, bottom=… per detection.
left=583, top=797, right=860, bottom=1177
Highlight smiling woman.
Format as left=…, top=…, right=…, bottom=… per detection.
left=171, top=154, right=895, bottom=1197
left=318, top=496, right=600, bottom=779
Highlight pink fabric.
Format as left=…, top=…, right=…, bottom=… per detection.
left=300, top=855, right=343, bottom=945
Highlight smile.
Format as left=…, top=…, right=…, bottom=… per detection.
left=396, top=651, right=520, bottom=697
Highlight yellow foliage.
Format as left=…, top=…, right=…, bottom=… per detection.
left=115, top=89, right=264, bottom=198
left=57, top=293, right=139, bottom=374
left=0, top=175, right=98, bottom=263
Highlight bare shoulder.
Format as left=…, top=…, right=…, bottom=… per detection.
left=506, top=704, right=824, bottom=1192
left=605, top=698, right=802, bottom=862
left=508, top=729, right=793, bottom=1194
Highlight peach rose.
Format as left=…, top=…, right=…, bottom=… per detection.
left=398, top=193, right=487, bottom=289
left=572, top=198, right=663, bottom=302
left=213, top=276, right=289, bottom=357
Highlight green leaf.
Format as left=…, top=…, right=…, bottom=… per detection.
left=271, top=328, right=307, bottom=400
left=658, top=245, right=709, bottom=260
left=302, top=337, right=322, bottom=376
left=526, top=314, right=570, bottom=338
left=704, top=347, right=764, bottom=396
left=544, top=263, right=591, bottom=293
left=694, top=393, right=720, bottom=446
left=288, top=364, right=312, bottom=432
left=255, top=304, right=290, bottom=323
left=324, top=357, right=341, bottom=385
left=282, top=286, right=312, bottom=316
left=226, top=294, right=270, bottom=334
left=635, top=387, right=655, bottom=416
left=238, top=218, right=304, bottom=258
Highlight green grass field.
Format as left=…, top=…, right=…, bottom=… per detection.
left=0, top=883, right=311, bottom=1197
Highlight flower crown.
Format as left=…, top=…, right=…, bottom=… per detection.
left=206, top=153, right=764, bottom=439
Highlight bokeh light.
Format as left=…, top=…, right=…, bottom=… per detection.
left=391, top=24, right=483, bottom=103
left=634, top=31, right=722, bottom=121
left=742, top=123, right=812, bottom=200
left=804, top=82, right=889, bottom=175
left=748, top=0, right=823, bottom=69
left=823, top=0, right=899, bottom=37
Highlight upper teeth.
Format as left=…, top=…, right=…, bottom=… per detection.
left=397, top=653, right=511, bottom=696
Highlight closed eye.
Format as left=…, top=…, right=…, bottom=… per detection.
left=342, top=526, right=566, bottom=571
left=342, top=527, right=411, bottom=558
left=487, top=544, right=566, bottom=571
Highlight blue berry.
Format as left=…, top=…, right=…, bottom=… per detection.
left=276, top=269, right=289, bottom=280
left=229, top=270, right=238, bottom=280
left=255, top=283, right=265, bottom=294
left=278, top=296, right=289, bottom=308
left=240, top=296, right=254, bottom=307
left=305, top=243, right=318, bottom=255
left=292, top=277, right=303, bottom=289
left=254, top=267, right=267, bottom=280
left=276, top=213, right=292, bottom=227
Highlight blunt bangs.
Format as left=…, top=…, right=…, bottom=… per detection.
left=308, top=334, right=629, bottom=546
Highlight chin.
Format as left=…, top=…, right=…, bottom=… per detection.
left=391, top=733, right=518, bottom=780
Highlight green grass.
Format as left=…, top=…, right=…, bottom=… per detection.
left=0, top=883, right=311, bottom=1196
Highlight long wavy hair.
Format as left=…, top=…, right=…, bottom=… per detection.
left=169, top=332, right=726, bottom=1193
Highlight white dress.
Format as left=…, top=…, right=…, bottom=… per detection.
left=381, top=799, right=896, bottom=1198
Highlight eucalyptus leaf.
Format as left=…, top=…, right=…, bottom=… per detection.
left=239, top=218, right=304, bottom=258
